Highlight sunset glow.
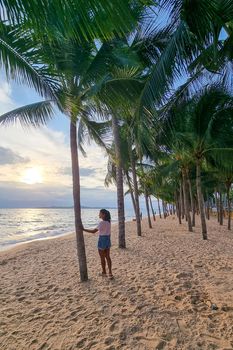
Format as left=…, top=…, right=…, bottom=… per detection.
left=21, top=167, right=43, bottom=185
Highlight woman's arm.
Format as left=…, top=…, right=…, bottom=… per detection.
left=83, top=228, right=98, bottom=234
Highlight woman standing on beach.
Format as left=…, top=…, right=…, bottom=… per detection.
left=83, top=209, right=113, bottom=279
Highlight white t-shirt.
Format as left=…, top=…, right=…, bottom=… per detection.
left=98, top=221, right=111, bottom=236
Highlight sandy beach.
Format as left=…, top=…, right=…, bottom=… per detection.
left=0, top=216, right=233, bottom=350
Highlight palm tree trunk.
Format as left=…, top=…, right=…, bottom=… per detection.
left=223, top=193, right=227, bottom=218
left=126, top=171, right=136, bottom=216
left=116, top=166, right=126, bottom=247
left=129, top=147, right=142, bottom=236
left=112, top=114, right=126, bottom=248
left=157, top=197, right=162, bottom=218
left=176, top=191, right=182, bottom=224
left=195, top=198, right=199, bottom=215
left=226, top=184, right=231, bottom=230
left=70, top=120, right=88, bottom=281
left=206, top=191, right=210, bottom=220
left=196, top=160, right=207, bottom=240
left=188, top=178, right=195, bottom=227
left=166, top=203, right=169, bottom=216
left=162, top=200, right=166, bottom=219
left=219, top=190, right=223, bottom=226
left=149, top=196, right=156, bottom=221
left=172, top=203, right=175, bottom=215
left=180, top=181, right=185, bottom=219
left=145, top=192, right=152, bottom=228
left=215, top=190, right=220, bottom=222
left=169, top=204, right=172, bottom=215
left=182, top=169, right=193, bottom=232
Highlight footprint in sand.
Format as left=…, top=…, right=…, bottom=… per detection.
left=104, top=336, right=114, bottom=345
left=109, top=320, right=120, bottom=332
left=134, top=334, right=167, bottom=350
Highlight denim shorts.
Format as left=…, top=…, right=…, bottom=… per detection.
left=98, top=235, right=111, bottom=250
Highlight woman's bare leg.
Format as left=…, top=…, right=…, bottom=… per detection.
left=98, top=249, right=106, bottom=275
left=105, top=248, right=112, bottom=276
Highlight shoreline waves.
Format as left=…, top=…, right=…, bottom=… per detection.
left=0, top=216, right=233, bottom=350
left=0, top=208, right=135, bottom=252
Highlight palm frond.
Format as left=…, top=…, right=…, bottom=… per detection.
left=0, top=23, right=60, bottom=101
left=0, top=101, right=54, bottom=127
left=138, top=21, right=195, bottom=114
left=206, top=148, right=233, bottom=171
left=77, top=106, right=112, bottom=156
left=0, top=0, right=148, bottom=42
left=133, top=24, right=173, bottom=66
left=104, top=156, right=117, bottom=187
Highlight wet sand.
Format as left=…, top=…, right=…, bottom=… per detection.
left=0, top=216, right=233, bottom=350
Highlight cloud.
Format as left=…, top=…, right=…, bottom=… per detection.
left=59, top=166, right=95, bottom=177
left=59, top=167, right=72, bottom=175
left=0, top=81, right=16, bottom=114
left=80, top=168, right=96, bottom=177
left=0, top=181, right=72, bottom=207
left=0, top=146, right=30, bottom=165
left=0, top=180, right=117, bottom=208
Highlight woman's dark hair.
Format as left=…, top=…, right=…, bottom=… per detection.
left=100, top=209, right=111, bottom=222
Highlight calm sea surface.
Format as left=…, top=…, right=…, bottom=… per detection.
left=0, top=208, right=136, bottom=251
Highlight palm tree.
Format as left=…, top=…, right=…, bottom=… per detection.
left=137, top=167, right=155, bottom=228
left=182, top=167, right=193, bottom=232
left=107, top=112, right=126, bottom=247
left=104, top=129, right=142, bottom=236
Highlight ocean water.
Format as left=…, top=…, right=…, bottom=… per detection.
left=0, top=208, right=136, bottom=251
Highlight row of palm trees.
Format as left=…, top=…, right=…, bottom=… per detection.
left=131, top=85, right=233, bottom=239
left=0, top=0, right=233, bottom=281
left=104, top=83, right=233, bottom=241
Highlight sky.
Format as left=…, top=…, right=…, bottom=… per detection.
left=0, top=72, right=126, bottom=208
left=1, top=6, right=226, bottom=209
left=0, top=5, right=168, bottom=209
left=0, top=6, right=169, bottom=211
